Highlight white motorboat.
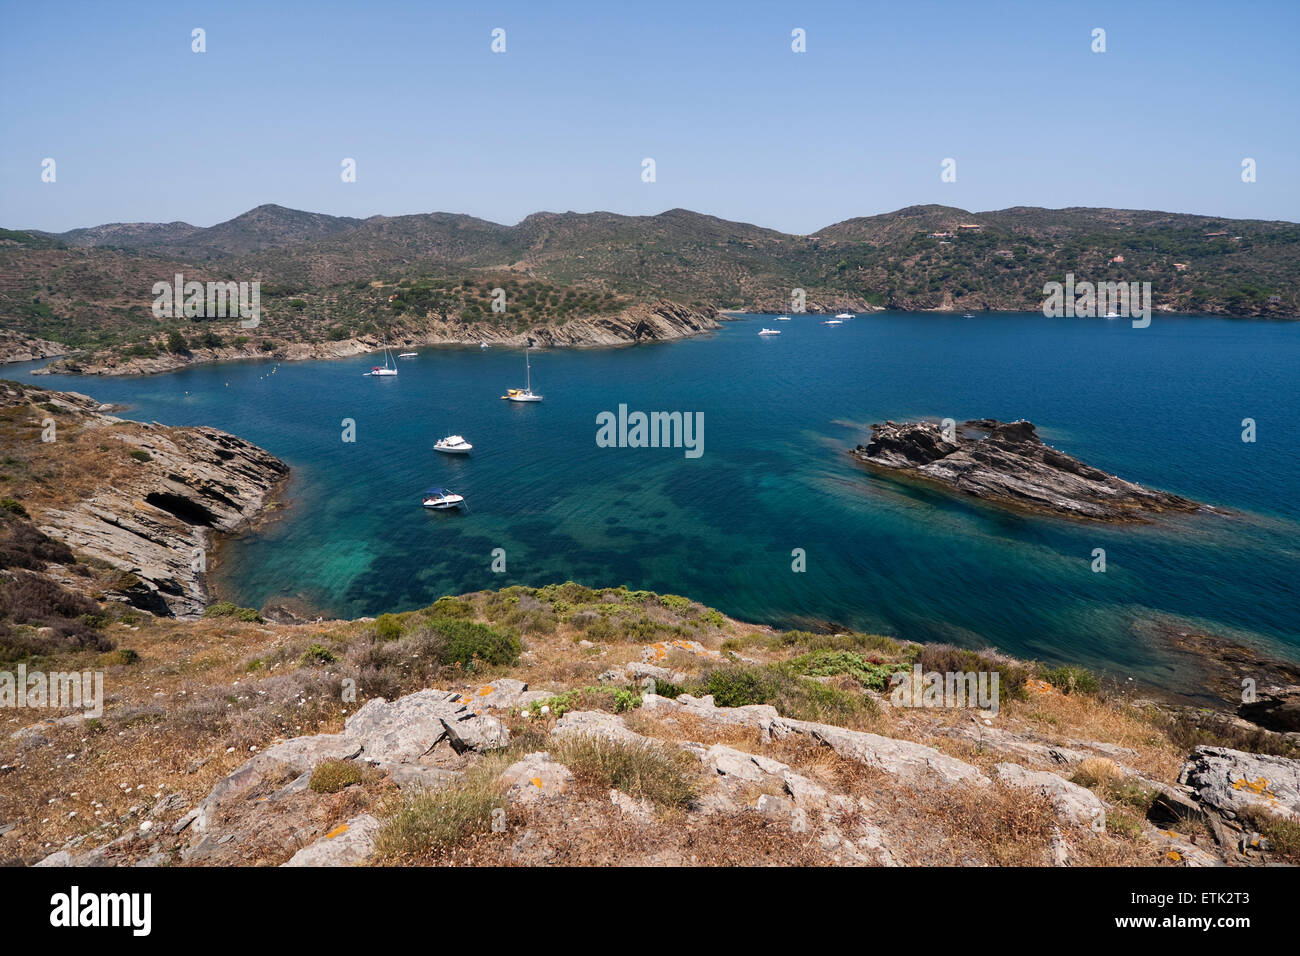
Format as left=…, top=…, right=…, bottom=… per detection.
left=758, top=328, right=781, bottom=336
left=1104, top=311, right=1121, bottom=319
left=822, top=318, right=843, bottom=325
left=835, top=313, right=854, bottom=319
left=502, top=348, right=543, bottom=402
left=434, top=434, right=472, bottom=454
left=398, top=351, right=418, bottom=358
left=775, top=315, right=791, bottom=321
left=421, top=487, right=464, bottom=510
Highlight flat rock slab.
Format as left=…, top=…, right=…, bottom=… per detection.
left=500, top=752, right=574, bottom=805
left=777, top=719, right=988, bottom=788
left=346, top=689, right=510, bottom=763
left=551, top=710, right=650, bottom=745
left=282, top=814, right=380, bottom=867
left=455, top=678, right=530, bottom=712
left=641, top=692, right=780, bottom=740
left=1179, top=746, right=1300, bottom=820
left=995, top=763, right=1106, bottom=830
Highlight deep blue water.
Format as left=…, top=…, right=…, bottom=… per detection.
left=10, top=313, right=1299, bottom=692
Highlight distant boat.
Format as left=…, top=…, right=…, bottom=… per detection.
left=480, top=342, right=490, bottom=349
left=1104, top=311, right=1121, bottom=320
left=775, top=315, right=792, bottom=321
left=434, top=434, right=472, bottom=454
left=365, top=346, right=398, bottom=376
left=822, top=319, right=843, bottom=325
left=835, top=313, right=854, bottom=319
left=758, top=328, right=782, bottom=336
left=502, top=348, right=543, bottom=402
left=422, top=487, right=464, bottom=510
left=963, top=312, right=975, bottom=319
left=398, top=351, right=418, bottom=358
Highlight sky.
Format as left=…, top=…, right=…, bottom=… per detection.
left=1, top=0, right=1297, bottom=234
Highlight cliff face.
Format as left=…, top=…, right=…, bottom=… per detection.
left=32, top=301, right=724, bottom=377
left=0, top=382, right=288, bottom=617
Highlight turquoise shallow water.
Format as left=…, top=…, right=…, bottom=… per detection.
left=12, top=313, right=1300, bottom=692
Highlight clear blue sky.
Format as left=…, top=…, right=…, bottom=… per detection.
left=2, top=0, right=1296, bottom=233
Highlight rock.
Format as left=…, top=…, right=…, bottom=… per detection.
left=2, top=382, right=291, bottom=618
left=995, top=763, right=1106, bottom=830
left=610, top=789, right=654, bottom=823
left=500, top=753, right=573, bottom=805
left=641, top=693, right=780, bottom=740
left=625, top=662, right=688, bottom=685
left=641, top=640, right=724, bottom=665
left=703, top=744, right=774, bottom=782
left=777, top=719, right=988, bottom=788
left=389, top=765, right=461, bottom=790
left=189, top=732, right=361, bottom=837
left=456, top=679, right=529, bottom=712
left=1238, top=684, right=1300, bottom=734
left=1178, top=746, right=1300, bottom=820
left=281, top=814, right=380, bottom=867
left=852, top=419, right=1201, bottom=522
left=442, top=713, right=510, bottom=753
left=551, top=710, right=648, bottom=745
left=346, top=691, right=460, bottom=763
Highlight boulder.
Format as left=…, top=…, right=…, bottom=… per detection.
left=500, top=752, right=574, bottom=805
left=1178, top=746, right=1300, bottom=821
left=281, top=814, right=380, bottom=867
left=995, top=763, right=1106, bottom=830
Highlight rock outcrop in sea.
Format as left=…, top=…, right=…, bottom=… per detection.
left=852, top=418, right=1202, bottom=522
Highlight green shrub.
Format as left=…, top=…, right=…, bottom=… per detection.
left=310, top=759, right=362, bottom=793
left=428, top=595, right=474, bottom=619
left=917, top=644, right=1028, bottom=703
left=373, top=613, right=404, bottom=641
left=128, top=449, right=152, bottom=462
left=428, top=618, right=520, bottom=670
left=0, top=498, right=29, bottom=518
left=658, top=593, right=693, bottom=613
left=300, top=643, right=338, bottom=665
left=203, top=601, right=263, bottom=623
left=1040, top=664, right=1100, bottom=696
left=789, top=650, right=898, bottom=691
left=101, top=648, right=139, bottom=666
left=701, top=663, right=873, bottom=725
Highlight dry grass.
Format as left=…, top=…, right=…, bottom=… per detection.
left=548, top=734, right=699, bottom=809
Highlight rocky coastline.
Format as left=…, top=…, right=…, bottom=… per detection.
left=0, top=381, right=288, bottom=617
left=31, top=301, right=724, bottom=378
left=852, top=418, right=1203, bottom=522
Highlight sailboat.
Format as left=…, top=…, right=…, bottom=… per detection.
left=502, top=348, right=543, bottom=402
left=365, top=345, right=398, bottom=376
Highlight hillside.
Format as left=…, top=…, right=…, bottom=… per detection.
left=2, top=203, right=1297, bottom=374
left=2, top=384, right=1299, bottom=869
